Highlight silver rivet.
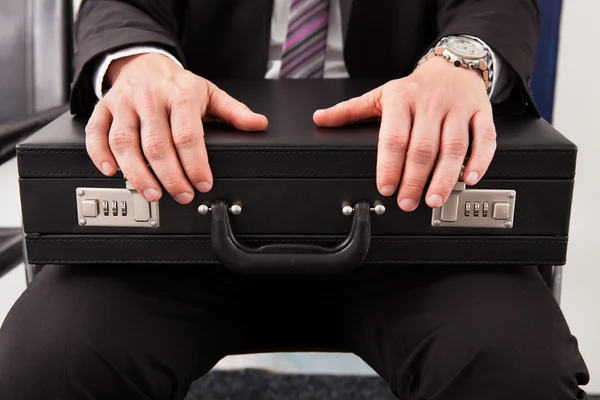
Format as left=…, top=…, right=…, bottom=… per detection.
left=342, top=203, right=354, bottom=216
left=150, top=220, right=158, bottom=227
left=198, top=204, right=210, bottom=215
left=504, top=221, right=513, bottom=228
left=432, top=219, right=441, bottom=227
left=78, top=218, right=87, bottom=226
left=230, top=202, right=243, bottom=215
left=508, top=192, right=515, bottom=199
left=77, top=189, right=85, bottom=196
left=373, top=201, right=386, bottom=215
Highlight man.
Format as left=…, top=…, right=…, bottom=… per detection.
left=0, top=0, right=590, bottom=399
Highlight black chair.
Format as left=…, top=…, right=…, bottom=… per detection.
left=0, top=0, right=72, bottom=280
left=0, top=105, right=69, bottom=280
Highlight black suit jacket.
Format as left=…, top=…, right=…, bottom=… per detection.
left=71, top=0, right=540, bottom=116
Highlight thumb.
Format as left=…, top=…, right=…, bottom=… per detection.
left=313, top=87, right=382, bottom=127
left=206, top=82, right=268, bottom=131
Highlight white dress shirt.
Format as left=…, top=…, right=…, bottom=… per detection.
left=93, top=0, right=507, bottom=101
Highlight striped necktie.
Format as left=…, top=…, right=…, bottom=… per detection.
left=280, top=0, right=331, bottom=78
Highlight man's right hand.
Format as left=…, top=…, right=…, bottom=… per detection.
left=85, top=53, right=268, bottom=204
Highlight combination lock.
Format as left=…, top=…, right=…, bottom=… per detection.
left=75, top=181, right=160, bottom=228
left=431, top=181, right=516, bottom=229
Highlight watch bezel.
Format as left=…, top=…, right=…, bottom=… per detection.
left=444, top=36, right=488, bottom=60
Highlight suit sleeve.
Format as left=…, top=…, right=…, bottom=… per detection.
left=70, top=0, right=188, bottom=116
left=435, top=0, right=541, bottom=116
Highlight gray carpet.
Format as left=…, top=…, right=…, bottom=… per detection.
left=185, top=370, right=599, bottom=400
left=185, top=369, right=396, bottom=400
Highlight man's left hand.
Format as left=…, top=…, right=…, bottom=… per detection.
left=313, top=57, right=497, bottom=212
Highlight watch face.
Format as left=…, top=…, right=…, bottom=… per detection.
left=446, top=37, right=487, bottom=59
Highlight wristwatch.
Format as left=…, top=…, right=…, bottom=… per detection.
left=417, top=35, right=494, bottom=97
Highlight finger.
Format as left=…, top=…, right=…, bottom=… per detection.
left=206, top=82, right=268, bottom=131
left=136, top=89, right=195, bottom=204
left=464, top=107, right=496, bottom=186
left=108, top=103, right=162, bottom=202
left=313, top=87, right=382, bottom=127
left=170, top=96, right=213, bottom=193
left=85, top=103, right=117, bottom=176
left=426, top=112, right=470, bottom=208
left=397, top=107, right=443, bottom=212
left=376, top=97, right=412, bottom=196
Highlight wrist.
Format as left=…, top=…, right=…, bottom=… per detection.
left=105, top=53, right=181, bottom=89
left=106, top=54, right=141, bottom=87
left=415, top=56, right=488, bottom=94
left=94, top=47, right=184, bottom=99
left=420, top=56, right=482, bottom=78
left=417, top=35, right=494, bottom=98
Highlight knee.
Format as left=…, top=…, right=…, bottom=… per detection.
left=472, top=334, right=588, bottom=397
left=417, top=323, right=589, bottom=399
left=0, top=307, right=70, bottom=398
left=0, top=267, right=123, bottom=399
left=1, top=320, right=126, bottom=399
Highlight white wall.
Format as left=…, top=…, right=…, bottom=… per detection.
left=553, top=0, right=600, bottom=393
left=0, top=159, right=27, bottom=323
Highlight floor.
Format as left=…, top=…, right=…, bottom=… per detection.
left=185, top=369, right=395, bottom=400
left=186, top=371, right=600, bottom=400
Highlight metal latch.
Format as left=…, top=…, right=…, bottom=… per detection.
left=431, top=180, right=516, bottom=229
left=75, top=181, right=159, bottom=228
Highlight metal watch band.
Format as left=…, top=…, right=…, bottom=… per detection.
left=417, top=36, right=494, bottom=98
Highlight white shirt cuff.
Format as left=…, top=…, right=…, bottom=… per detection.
left=93, top=46, right=183, bottom=99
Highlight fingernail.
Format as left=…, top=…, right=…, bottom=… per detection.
left=143, top=188, right=159, bottom=201
left=175, top=192, right=193, bottom=204
left=399, top=199, right=418, bottom=211
left=466, top=171, right=479, bottom=184
left=427, top=194, right=444, bottom=208
left=380, top=185, right=396, bottom=196
left=195, top=182, right=211, bottom=192
left=101, top=162, right=113, bottom=175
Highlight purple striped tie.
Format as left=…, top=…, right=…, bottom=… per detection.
left=280, top=0, right=330, bottom=78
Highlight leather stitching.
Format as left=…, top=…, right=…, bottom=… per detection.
left=18, top=149, right=576, bottom=155
left=26, top=259, right=562, bottom=264
left=18, top=150, right=86, bottom=154
left=20, top=171, right=107, bottom=176
left=18, top=171, right=574, bottom=177
left=29, top=238, right=565, bottom=244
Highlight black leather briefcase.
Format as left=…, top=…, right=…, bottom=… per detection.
left=16, top=80, right=577, bottom=273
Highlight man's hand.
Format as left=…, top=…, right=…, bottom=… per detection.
left=313, top=57, right=496, bottom=212
left=85, top=53, right=268, bottom=204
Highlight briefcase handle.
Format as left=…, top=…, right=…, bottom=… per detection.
left=210, top=201, right=371, bottom=274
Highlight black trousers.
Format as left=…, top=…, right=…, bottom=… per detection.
left=0, top=264, right=590, bottom=399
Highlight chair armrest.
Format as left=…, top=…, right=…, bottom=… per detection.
left=0, top=104, right=69, bottom=166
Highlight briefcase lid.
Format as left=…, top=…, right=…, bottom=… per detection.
left=17, top=79, right=577, bottom=180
